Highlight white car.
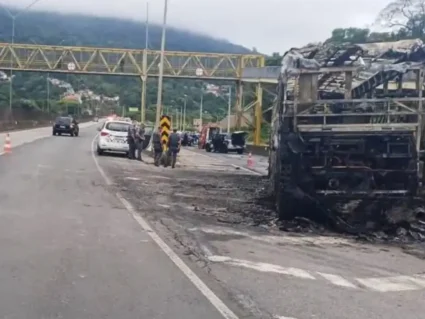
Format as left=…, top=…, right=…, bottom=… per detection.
left=97, top=120, right=131, bottom=155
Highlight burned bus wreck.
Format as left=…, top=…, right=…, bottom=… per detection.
left=270, top=39, right=425, bottom=222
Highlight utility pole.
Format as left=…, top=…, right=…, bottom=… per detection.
left=227, top=86, right=232, bottom=133
left=183, top=94, right=187, bottom=131
left=1, top=0, right=44, bottom=120
left=154, top=0, right=168, bottom=131
left=46, top=74, right=50, bottom=114
left=9, top=17, right=15, bottom=119
left=180, top=106, right=183, bottom=130
left=141, top=1, right=149, bottom=123
left=199, top=92, right=203, bottom=131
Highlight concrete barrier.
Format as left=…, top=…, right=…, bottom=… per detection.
left=0, top=121, right=97, bottom=152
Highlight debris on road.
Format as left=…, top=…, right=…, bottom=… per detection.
left=104, top=154, right=425, bottom=261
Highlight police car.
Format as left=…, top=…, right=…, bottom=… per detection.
left=96, top=119, right=131, bottom=156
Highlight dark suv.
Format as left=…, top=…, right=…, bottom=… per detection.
left=53, top=116, right=79, bottom=136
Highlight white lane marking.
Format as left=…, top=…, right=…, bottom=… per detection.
left=201, top=245, right=214, bottom=257
left=316, top=272, right=357, bottom=289
left=356, top=276, right=425, bottom=292
left=91, top=135, right=239, bottom=319
left=191, top=226, right=354, bottom=246
left=208, top=255, right=425, bottom=293
left=208, top=256, right=316, bottom=280
left=158, top=204, right=171, bottom=208
left=412, top=274, right=425, bottom=286
left=275, top=316, right=298, bottom=319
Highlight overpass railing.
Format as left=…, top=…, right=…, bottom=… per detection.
left=242, top=66, right=280, bottom=82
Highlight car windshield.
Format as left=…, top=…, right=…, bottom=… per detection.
left=106, top=122, right=130, bottom=132
left=55, top=117, right=71, bottom=124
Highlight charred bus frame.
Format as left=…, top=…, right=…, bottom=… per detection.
left=273, top=65, right=425, bottom=218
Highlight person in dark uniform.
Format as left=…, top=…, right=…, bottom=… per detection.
left=182, top=133, right=189, bottom=146
left=127, top=122, right=136, bottom=159
left=135, top=123, right=145, bottom=161
left=152, top=126, right=162, bottom=166
left=167, top=129, right=180, bottom=169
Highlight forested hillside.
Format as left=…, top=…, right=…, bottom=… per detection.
left=0, top=8, right=251, bottom=122
left=2, top=0, right=423, bottom=125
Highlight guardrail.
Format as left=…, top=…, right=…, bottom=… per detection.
left=0, top=118, right=93, bottom=133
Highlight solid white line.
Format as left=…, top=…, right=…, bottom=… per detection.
left=90, top=135, right=239, bottom=319
left=208, top=255, right=316, bottom=280
left=316, top=272, right=358, bottom=289
left=356, top=275, right=424, bottom=292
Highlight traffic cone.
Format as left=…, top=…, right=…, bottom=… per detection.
left=247, top=152, right=253, bottom=168
left=3, top=133, right=11, bottom=153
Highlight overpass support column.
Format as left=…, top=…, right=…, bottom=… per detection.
left=254, top=83, right=263, bottom=145
left=141, top=75, right=147, bottom=123
left=235, top=81, right=243, bottom=129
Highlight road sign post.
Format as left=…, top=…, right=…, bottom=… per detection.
left=160, top=115, right=171, bottom=167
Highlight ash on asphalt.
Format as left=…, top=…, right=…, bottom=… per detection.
left=103, top=158, right=425, bottom=259
left=106, top=161, right=276, bottom=228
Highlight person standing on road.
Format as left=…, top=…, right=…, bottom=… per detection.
left=135, top=123, right=145, bottom=161
left=152, top=126, right=163, bottom=166
left=167, top=128, right=180, bottom=169
left=127, top=121, right=136, bottom=160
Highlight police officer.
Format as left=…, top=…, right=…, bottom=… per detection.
left=127, top=121, right=136, bottom=159
left=135, top=123, right=145, bottom=161
left=167, top=128, right=180, bottom=169
left=152, top=126, right=162, bottom=166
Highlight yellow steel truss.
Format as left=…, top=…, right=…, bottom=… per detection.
left=0, top=42, right=266, bottom=145
left=0, top=42, right=262, bottom=79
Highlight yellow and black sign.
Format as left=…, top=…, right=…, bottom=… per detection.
left=160, top=115, right=171, bottom=151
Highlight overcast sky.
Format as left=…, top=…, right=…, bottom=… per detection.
left=4, top=0, right=391, bottom=54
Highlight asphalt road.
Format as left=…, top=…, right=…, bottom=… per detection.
left=0, top=125, right=237, bottom=319
left=2, top=127, right=425, bottom=319
left=98, top=145, right=425, bottom=319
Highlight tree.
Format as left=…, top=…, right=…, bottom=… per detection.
left=327, top=28, right=369, bottom=44
left=376, top=0, right=425, bottom=39
left=266, top=53, right=282, bottom=66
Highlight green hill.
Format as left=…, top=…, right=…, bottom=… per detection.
left=0, top=9, right=252, bottom=123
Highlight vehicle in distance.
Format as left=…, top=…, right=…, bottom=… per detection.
left=52, top=116, right=79, bottom=136
left=97, top=120, right=130, bottom=156
left=205, top=131, right=247, bottom=154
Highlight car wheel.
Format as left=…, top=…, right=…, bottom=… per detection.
left=58, top=132, right=62, bottom=136
left=205, top=144, right=211, bottom=152
left=52, top=131, right=56, bottom=136
left=70, top=132, right=74, bottom=137
left=97, top=146, right=103, bottom=155
left=237, top=149, right=244, bottom=154
left=75, top=132, right=79, bottom=137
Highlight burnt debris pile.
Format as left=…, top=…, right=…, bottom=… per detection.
left=273, top=196, right=425, bottom=243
